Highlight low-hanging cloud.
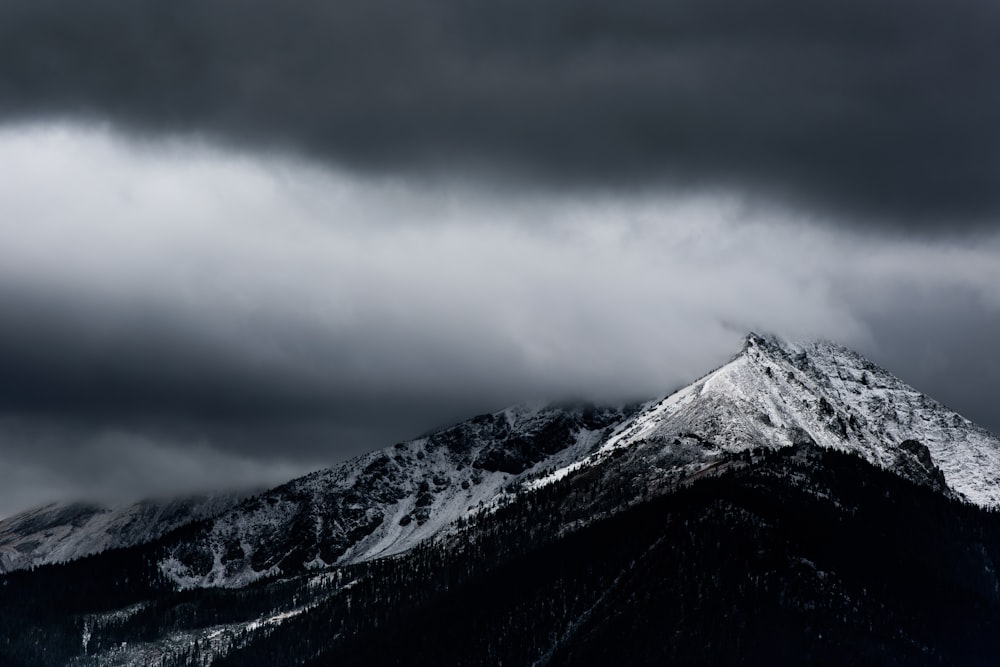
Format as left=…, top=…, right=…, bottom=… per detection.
left=0, top=417, right=321, bottom=514
left=1, top=0, right=999, bottom=230
left=0, top=125, right=998, bottom=516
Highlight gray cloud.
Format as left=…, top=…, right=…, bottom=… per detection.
left=1, top=0, right=999, bottom=229
left=844, top=282, right=1000, bottom=433
left=0, top=127, right=998, bottom=517
left=0, top=418, right=322, bottom=514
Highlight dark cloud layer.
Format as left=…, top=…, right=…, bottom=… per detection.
left=0, top=4, right=999, bottom=518
left=0, top=283, right=514, bottom=458
left=849, top=284, right=1000, bottom=436
left=2, top=0, right=999, bottom=229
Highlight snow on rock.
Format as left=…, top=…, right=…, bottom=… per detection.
left=0, top=493, right=248, bottom=573
left=159, top=403, right=634, bottom=588
left=532, top=332, right=1000, bottom=506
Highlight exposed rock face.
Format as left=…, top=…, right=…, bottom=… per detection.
left=896, top=439, right=950, bottom=493
left=158, top=403, right=636, bottom=587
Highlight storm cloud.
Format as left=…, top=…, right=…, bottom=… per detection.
left=0, top=2, right=999, bottom=517
left=1, top=0, right=999, bottom=229
left=0, top=126, right=997, bottom=516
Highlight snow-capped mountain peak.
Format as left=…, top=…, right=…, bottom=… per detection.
left=534, top=332, right=1000, bottom=505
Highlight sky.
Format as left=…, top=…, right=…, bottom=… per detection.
left=0, top=0, right=998, bottom=517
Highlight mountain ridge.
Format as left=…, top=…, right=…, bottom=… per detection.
left=148, top=331, right=1000, bottom=589
left=1, top=332, right=997, bottom=587
left=3, top=331, right=1000, bottom=665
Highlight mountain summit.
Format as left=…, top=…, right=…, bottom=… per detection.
left=532, top=332, right=1000, bottom=504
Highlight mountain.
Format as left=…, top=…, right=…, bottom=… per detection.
left=1, top=332, right=999, bottom=666
left=531, top=332, right=999, bottom=502
left=158, top=332, right=1000, bottom=591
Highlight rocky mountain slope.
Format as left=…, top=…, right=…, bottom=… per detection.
left=0, top=494, right=247, bottom=573
left=159, top=403, right=634, bottom=587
